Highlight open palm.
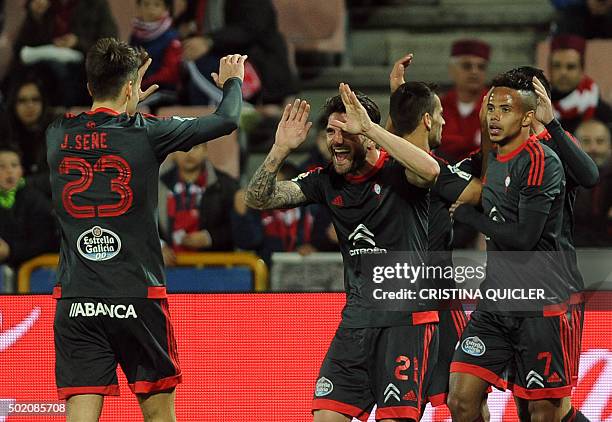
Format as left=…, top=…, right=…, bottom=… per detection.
left=533, top=76, right=554, bottom=125
left=330, top=83, right=373, bottom=135
left=274, top=99, right=313, bottom=151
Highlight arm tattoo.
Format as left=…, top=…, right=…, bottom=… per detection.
left=245, top=156, right=307, bottom=209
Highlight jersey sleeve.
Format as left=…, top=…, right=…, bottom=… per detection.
left=145, top=78, right=242, bottom=161
left=541, top=119, right=599, bottom=188
left=518, top=143, right=564, bottom=214
left=292, top=167, right=326, bottom=204
left=432, top=156, right=474, bottom=203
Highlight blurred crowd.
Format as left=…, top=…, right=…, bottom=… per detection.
left=0, top=0, right=610, bottom=287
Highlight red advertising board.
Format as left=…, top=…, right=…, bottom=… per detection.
left=0, top=294, right=610, bottom=421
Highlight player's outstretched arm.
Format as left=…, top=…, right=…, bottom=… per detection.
left=385, top=54, right=413, bottom=132
left=209, top=54, right=247, bottom=131
left=533, top=76, right=599, bottom=188
left=245, top=100, right=312, bottom=210
left=331, top=83, right=439, bottom=187
left=451, top=203, right=547, bottom=250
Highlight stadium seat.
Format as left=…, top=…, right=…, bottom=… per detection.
left=272, top=0, right=347, bottom=55
left=536, top=39, right=612, bottom=105
left=156, top=105, right=240, bottom=179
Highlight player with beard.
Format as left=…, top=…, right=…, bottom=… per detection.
left=245, top=83, right=440, bottom=422
left=447, top=71, right=573, bottom=422
left=387, top=56, right=489, bottom=420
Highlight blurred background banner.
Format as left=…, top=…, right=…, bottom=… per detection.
left=0, top=293, right=610, bottom=421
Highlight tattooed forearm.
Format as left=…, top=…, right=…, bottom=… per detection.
left=245, top=154, right=307, bottom=209
left=245, top=154, right=280, bottom=209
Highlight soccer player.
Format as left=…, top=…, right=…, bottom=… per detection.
left=245, top=83, right=440, bottom=421
left=517, top=66, right=598, bottom=422
left=386, top=55, right=487, bottom=419
left=448, top=70, right=573, bottom=422
left=47, top=38, right=245, bottom=421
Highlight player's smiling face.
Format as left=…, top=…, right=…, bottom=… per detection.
left=486, top=87, right=526, bottom=145
left=326, top=112, right=368, bottom=175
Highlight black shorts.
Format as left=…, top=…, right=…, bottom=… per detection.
left=312, top=323, right=438, bottom=421
left=568, top=297, right=585, bottom=385
left=450, top=310, right=573, bottom=400
left=426, top=310, right=467, bottom=407
left=54, top=298, right=181, bottom=400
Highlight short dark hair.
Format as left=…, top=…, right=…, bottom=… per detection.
left=86, top=38, right=146, bottom=101
left=0, top=143, right=23, bottom=159
left=389, top=82, right=438, bottom=136
left=491, top=70, right=538, bottom=112
left=512, top=66, right=551, bottom=98
left=6, top=74, right=50, bottom=125
left=322, top=91, right=381, bottom=126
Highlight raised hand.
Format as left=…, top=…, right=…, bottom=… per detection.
left=389, top=53, right=413, bottom=94
left=136, top=57, right=159, bottom=103
left=212, top=54, right=248, bottom=88
left=329, top=83, right=374, bottom=135
left=532, top=76, right=554, bottom=125
left=274, top=99, right=313, bottom=153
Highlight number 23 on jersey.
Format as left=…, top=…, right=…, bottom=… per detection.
left=60, top=155, right=133, bottom=218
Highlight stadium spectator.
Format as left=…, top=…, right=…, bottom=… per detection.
left=0, top=144, right=58, bottom=274
left=550, top=34, right=612, bottom=133
left=574, top=119, right=612, bottom=246
left=177, top=0, right=298, bottom=106
left=438, top=38, right=491, bottom=162
left=130, top=0, right=182, bottom=108
left=10, top=0, right=117, bottom=106
left=551, top=0, right=612, bottom=39
left=159, top=143, right=238, bottom=253
left=232, top=162, right=318, bottom=264
left=0, top=76, right=58, bottom=196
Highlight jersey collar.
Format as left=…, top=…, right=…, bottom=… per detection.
left=86, top=107, right=121, bottom=116
left=344, top=150, right=388, bottom=183
left=496, top=135, right=538, bottom=163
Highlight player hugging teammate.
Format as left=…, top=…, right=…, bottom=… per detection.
left=245, top=51, right=597, bottom=421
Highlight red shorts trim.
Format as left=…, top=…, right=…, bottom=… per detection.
left=128, top=374, right=182, bottom=394
left=570, top=292, right=584, bottom=305
left=543, top=301, right=568, bottom=317
left=511, top=383, right=572, bottom=400
left=413, top=310, right=439, bottom=325
left=53, top=286, right=168, bottom=299
left=58, top=385, right=120, bottom=400
left=312, top=398, right=370, bottom=422
left=52, top=286, right=62, bottom=299
left=427, top=392, right=447, bottom=407
left=375, top=405, right=420, bottom=420
left=147, top=286, right=167, bottom=299
left=450, top=362, right=507, bottom=391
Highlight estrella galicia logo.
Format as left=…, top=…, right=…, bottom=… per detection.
left=461, top=336, right=486, bottom=357
left=315, top=377, right=333, bottom=397
left=77, top=226, right=122, bottom=261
